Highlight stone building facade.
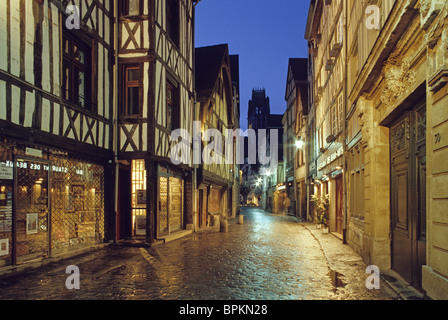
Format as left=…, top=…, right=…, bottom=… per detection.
left=306, top=0, right=448, bottom=299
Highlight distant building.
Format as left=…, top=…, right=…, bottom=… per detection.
left=195, top=44, right=237, bottom=230
left=284, top=58, right=308, bottom=219
left=245, top=89, right=283, bottom=211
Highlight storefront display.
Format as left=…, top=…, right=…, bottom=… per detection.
left=0, top=141, right=105, bottom=265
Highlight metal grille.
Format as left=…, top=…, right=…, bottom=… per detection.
left=131, top=160, right=146, bottom=236
left=169, top=177, right=183, bottom=232
left=0, top=142, right=105, bottom=264
left=15, top=157, right=50, bottom=262
left=50, top=154, right=105, bottom=253
left=0, top=143, right=14, bottom=265
left=159, top=177, right=168, bottom=234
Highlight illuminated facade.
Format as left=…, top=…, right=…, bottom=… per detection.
left=116, top=0, right=197, bottom=242
left=305, top=0, right=448, bottom=298
left=0, top=0, right=114, bottom=265
left=194, top=44, right=236, bottom=230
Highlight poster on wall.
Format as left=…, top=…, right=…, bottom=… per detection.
left=136, top=190, right=146, bottom=205
left=0, top=239, right=8, bottom=256
left=26, top=213, right=38, bottom=234
left=135, top=215, right=146, bottom=235
left=0, top=192, right=12, bottom=232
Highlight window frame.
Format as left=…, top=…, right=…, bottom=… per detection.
left=166, top=80, right=179, bottom=131
left=120, top=0, right=143, bottom=17
left=62, top=31, right=93, bottom=112
left=166, top=0, right=180, bottom=47
left=121, top=63, right=143, bottom=118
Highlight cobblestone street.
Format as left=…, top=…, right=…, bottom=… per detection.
left=0, top=207, right=400, bottom=300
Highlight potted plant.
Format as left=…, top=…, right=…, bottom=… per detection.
left=311, top=194, right=330, bottom=232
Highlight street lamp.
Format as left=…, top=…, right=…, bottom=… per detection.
left=295, top=139, right=304, bottom=149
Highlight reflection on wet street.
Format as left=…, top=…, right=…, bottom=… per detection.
left=0, top=207, right=399, bottom=300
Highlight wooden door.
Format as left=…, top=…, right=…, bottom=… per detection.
left=117, top=165, right=132, bottom=240
left=390, top=103, right=426, bottom=288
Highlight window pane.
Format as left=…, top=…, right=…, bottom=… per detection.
left=63, top=38, right=70, bottom=55
left=62, top=62, right=70, bottom=100
left=127, top=86, right=140, bottom=115
left=73, top=45, right=85, bottom=64
left=78, top=70, right=85, bottom=108
left=129, top=0, right=140, bottom=15
left=127, top=68, right=140, bottom=82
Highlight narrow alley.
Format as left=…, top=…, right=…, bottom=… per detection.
left=0, top=207, right=399, bottom=301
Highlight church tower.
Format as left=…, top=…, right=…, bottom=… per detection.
left=248, top=88, right=270, bottom=131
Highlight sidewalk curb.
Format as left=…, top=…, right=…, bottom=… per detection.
left=298, top=220, right=428, bottom=300
left=0, top=243, right=109, bottom=280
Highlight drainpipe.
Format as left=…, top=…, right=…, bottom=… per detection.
left=342, top=0, right=348, bottom=244
left=113, top=0, right=119, bottom=244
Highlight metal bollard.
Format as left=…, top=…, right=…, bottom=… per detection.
left=238, top=215, right=244, bottom=224
left=220, top=219, right=228, bottom=233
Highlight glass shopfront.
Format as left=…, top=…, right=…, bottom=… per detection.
left=0, top=142, right=105, bottom=266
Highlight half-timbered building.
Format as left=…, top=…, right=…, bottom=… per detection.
left=284, top=58, right=308, bottom=219
left=0, top=0, right=115, bottom=266
left=194, top=44, right=235, bottom=231
left=116, top=0, right=197, bottom=243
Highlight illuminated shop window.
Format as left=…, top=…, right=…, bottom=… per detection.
left=131, top=159, right=146, bottom=235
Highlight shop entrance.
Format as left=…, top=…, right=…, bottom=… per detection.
left=117, top=162, right=132, bottom=240
left=390, top=102, right=426, bottom=289
left=158, top=174, right=184, bottom=237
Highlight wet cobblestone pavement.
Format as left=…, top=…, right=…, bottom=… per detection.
left=0, top=207, right=400, bottom=300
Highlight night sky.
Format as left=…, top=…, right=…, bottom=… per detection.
left=195, top=0, right=310, bottom=131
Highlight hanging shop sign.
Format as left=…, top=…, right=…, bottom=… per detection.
left=25, top=148, right=43, bottom=158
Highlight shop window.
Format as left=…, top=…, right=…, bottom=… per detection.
left=50, top=155, right=105, bottom=253
left=0, top=144, right=106, bottom=263
left=131, top=160, right=146, bottom=236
